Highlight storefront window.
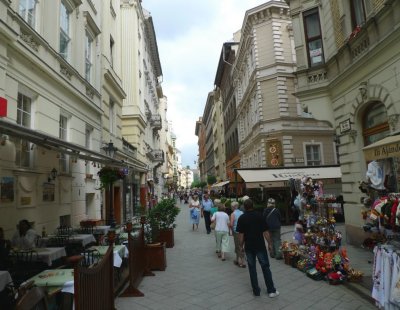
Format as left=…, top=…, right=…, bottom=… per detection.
left=362, top=102, right=389, bottom=146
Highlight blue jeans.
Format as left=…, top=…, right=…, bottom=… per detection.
left=269, top=229, right=282, bottom=259
left=203, top=210, right=211, bottom=233
left=245, top=249, right=276, bottom=294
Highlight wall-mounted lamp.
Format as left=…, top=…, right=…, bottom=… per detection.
left=102, top=140, right=118, bottom=158
left=48, top=168, right=58, bottom=182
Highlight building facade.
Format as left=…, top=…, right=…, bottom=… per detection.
left=233, top=1, right=336, bottom=176
left=214, top=41, right=241, bottom=196
left=285, top=0, right=400, bottom=244
left=0, top=0, right=106, bottom=236
left=120, top=0, right=165, bottom=208
left=0, top=0, right=168, bottom=237
left=195, top=117, right=206, bottom=183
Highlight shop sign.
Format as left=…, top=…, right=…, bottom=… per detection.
left=364, top=142, right=400, bottom=161
left=339, top=119, right=352, bottom=134
left=0, top=97, right=7, bottom=117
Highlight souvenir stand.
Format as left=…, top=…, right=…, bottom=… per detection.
left=361, top=136, right=400, bottom=309
left=282, top=176, right=362, bottom=285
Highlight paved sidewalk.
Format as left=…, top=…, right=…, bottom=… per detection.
left=116, top=201, right=375, bottom=309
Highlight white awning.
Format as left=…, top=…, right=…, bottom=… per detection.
left=211, top=180, right=230, bottom=188
left=237, top=166, right=342, bottom=188
left=363, top=134, right=400, bottom=161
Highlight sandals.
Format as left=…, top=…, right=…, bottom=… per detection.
left=234, top=260, right=246, bottom=267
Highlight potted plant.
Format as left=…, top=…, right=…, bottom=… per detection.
left=152, top=198, right=180, bottom=248
left=97, top=166, right=124, bottom=189
left=144, top=211, right=166, bottom=271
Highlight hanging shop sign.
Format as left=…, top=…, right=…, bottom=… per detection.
left=0, top=97, right=7, bottom=117
left=363, top=135, right=400, bottom=161
left=339, top=119, right=352, bottom=134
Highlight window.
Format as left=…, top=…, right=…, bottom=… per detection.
left=350, top=0, right=367, bottom=28
left=85, top=126, right=92, bottom=174
left=109, top=100, right=115, bottom=135
left=85, top=31, right=93, bottom=82
left=110, top=36, right=114, bottom=67
left=303, top=8, right=324, bottom=67
left=85, top=126, right=92, bottom=149
left=16, top=93, right=32, bottom=167
left=19, top=0, right=37, bottom=28
left=59, top=115, right=69, bottom=173
left=60, top=2, right=70, bottom=60
left=306, top=144, right=321, bottom=166
left=362, top=102, right=389, bottom=146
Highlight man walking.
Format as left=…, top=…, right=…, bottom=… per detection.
left=263, top=198, right=282, bottom=260
left=201, top=193, right=213, bottom=234
left=237, top=199, right=279, bottom=297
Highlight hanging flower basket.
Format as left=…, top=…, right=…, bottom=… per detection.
left=97, top=166, right=125, bottom=189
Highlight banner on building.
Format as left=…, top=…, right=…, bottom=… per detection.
left=266, top=140, right=283, bottom=167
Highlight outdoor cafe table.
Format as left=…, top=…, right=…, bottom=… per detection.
left=10, top=247, right=67, bottom=266
left=0, top=271, right=12, bottom=291
left=68, top=234, right=96, bottom=247
left=119, top=231, right=140, bottom=243
left=89, top=245, right=128, bottom=268
left=35, top=247, right=67, bottom=266
left=92, top=225, right=111, bottom=235
left=43, top=234, right=96, bottom=247
left=27, top=269, right=74, bottom=296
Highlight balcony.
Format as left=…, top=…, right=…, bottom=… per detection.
left=151, top=114, right=162, bottom=131
left=147, top=149, right=164, bottom=162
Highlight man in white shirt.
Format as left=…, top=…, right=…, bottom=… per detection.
left=11, top=219, right=37, bottom=249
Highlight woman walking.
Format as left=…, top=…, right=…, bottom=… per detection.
left=211, top=203, right=230, bottom=261
left=189, top=195, right=201, bottom=230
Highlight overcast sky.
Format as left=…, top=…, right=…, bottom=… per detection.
left=143, top=0, right=269, bottom=169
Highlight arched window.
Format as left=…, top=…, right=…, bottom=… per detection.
left=362, top=102, right=389, bottom=146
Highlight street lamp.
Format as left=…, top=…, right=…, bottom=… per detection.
left=102, top=140, right=118, bottom=228
left=102, top=140, right=117, bottom=158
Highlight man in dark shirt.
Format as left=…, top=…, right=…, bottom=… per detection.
left=237, top=199, right=279, bottom=297
left=263, top=198, right=282, bottom=260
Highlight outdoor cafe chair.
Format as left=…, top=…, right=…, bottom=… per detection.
left=80, top=248, right=101, bottom=268
left=47, top=235, right=70, bottom=247
left=16, top=286, right=48, bottom=310
left=57, top=226, right=73, bottom=236
left=9, top=251, right=45, bottom=287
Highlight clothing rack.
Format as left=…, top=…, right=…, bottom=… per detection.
left=372, top=244, right=400, bottom=309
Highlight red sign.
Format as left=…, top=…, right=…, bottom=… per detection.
left=0, top=97, right=7, bottom=117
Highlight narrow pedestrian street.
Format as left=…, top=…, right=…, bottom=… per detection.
left=116, top=200, right=375, bottom=310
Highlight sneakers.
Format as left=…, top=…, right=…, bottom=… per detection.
left=268, top=291, right=280, bottom=298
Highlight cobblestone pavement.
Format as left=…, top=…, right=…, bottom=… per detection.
left=116, top=201, right=375, bottom=309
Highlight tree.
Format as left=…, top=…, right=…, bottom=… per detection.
left=207, top=175, right=217, bottom=185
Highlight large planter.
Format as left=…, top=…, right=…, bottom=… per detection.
left=157, top=228, right=174, bottom=248
left=146, top=242, right=166, bottom=271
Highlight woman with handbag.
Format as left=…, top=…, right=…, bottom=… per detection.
left=189, top=195, right=201, bottom=230
left=211, top=202, right=230, bottom=261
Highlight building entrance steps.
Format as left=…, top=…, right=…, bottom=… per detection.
left=116, top=200, right=375, bottom=309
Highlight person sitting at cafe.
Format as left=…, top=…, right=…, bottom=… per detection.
left=0, top=227, right=11, bottom=269
left=11, top=220, right=38, bottom=250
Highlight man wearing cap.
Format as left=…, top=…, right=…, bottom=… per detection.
left=263, top=198, right=282, bottom=260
